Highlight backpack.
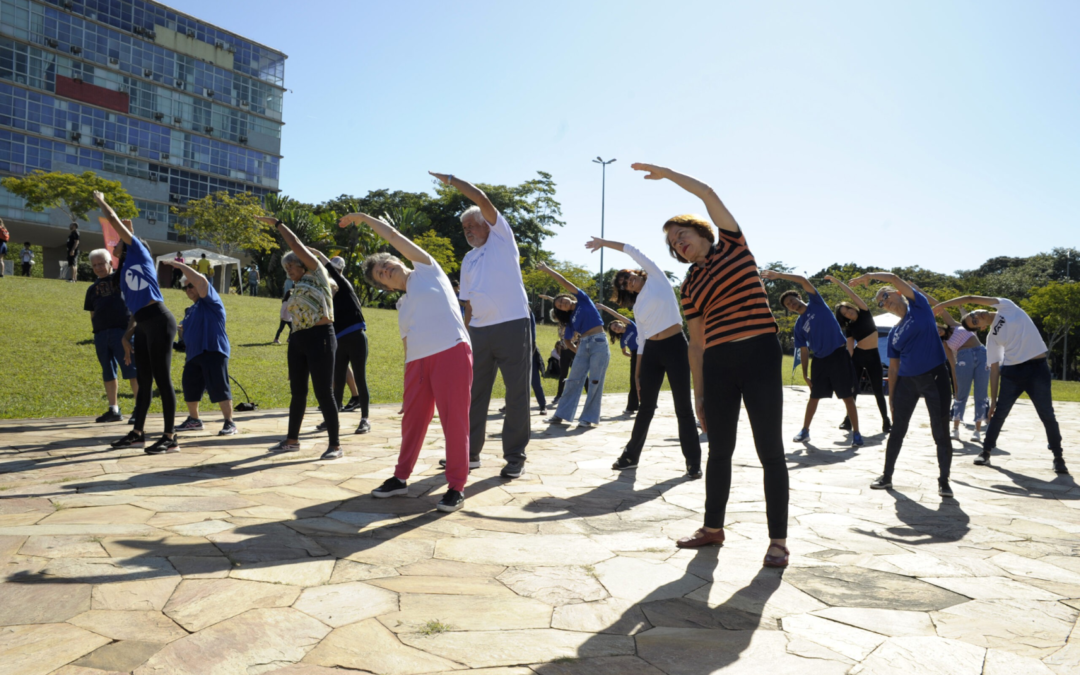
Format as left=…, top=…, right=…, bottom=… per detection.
left=0, top=223, right=9, bottom=242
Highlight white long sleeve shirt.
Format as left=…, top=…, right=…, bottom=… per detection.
left=622, top=244, right=685, bottom=354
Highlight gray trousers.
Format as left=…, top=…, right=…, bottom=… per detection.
left=468, top=317, right=532, bottom=463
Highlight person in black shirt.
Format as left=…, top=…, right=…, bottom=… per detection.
left=66, top=223, right=80, bottom=282
left=828, top=275, right=891, bottom=433
left=85, top=248, right=138, bottom=422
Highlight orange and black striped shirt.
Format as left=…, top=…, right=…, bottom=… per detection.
left=680, top=228, right=777, bottom=349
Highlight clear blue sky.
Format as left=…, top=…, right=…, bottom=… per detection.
left=180, top=0, right=1078, bottom=281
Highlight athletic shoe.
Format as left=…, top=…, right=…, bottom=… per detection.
left=870, top=475, right=892, bottom=490
left=501, top=462, right=525, bottom=479
left=270, top=440, right=300, bottom=453
left=341, top=396, right=362, bottom=412
left=111, top=430, right=145, bottom=448
left=315, top=421, right=328, bottom=431
left=612, top=456, right=638, bottom=470
left=272, top=339, right=280, bottom=344
left=128, top=416, right=137, bottom=425
left=882, top=419, right=892, bottom=434
left=320, top=446, right=343, bottom=460
left=686, top=464, right=703, bottom=479
left=439, top=458, right=482, bottom=470
left=145, top=435, right=179, bottom=455
left=219, top=420, right=237, bottom=436
left=971, top=430, right=981, bottom=443
left=552, top=396, right=561, bottom=405
left=436, top=489, right=465, bottom=513
left=838, top=417, right=852, bottom=431
left=545, top=416, right=567, bottom=425
left=622, top=409, right=637, bottom=415
left=498, top=407, right=506, bottom=413
left=373, top=476, right=409, bottom=498
left=951, top=427, right=960, bottom=440
left=175, top=417, right=204, bottom=432
left=1054, top=456, right=1070, bottom=475
left=577, top=420, right=595, bottom=429
left=355, top=419, right=371, bottom=434
left=973, top=451, right=991, bottom=466
left=96, top=409, right=123, bottom=423
left=938, top=480, right=954, bottom=498
left=793, top=429, right=810, bottom=443
left=851, top=432, right=864, bottom=448
left=538, top=408, right=547, bottom=415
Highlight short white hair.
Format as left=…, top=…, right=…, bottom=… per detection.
left=282, top=251, right=302, bottom=268
left=89, top=248, right=111, bottom=263
left=179, top=275, right=188, bottom=287
left=460, top=205, right=486, bottom=225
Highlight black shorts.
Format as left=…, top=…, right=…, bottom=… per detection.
left=67, top=254, right=77, bottom=266
left=182, top=351, right=232, bottom=403
left=810, top=347, right=855, bottom=399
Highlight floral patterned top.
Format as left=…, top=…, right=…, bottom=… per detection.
left=286, top=264, right=335, bottom=331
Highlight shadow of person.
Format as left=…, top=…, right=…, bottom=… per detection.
left=958, top=464, right=1077, bottom=501
left=785, top=442, right=861, bottom=471
left=855, top=489, right=970, bottom=545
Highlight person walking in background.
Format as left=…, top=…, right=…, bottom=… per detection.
left=354, top=211, right=473, bottom=513
left=85, top=248, right=139, bottom=423
left=247, top=264, right=260, bottom=296
left=935, top=295, right=1069, bottom=475
left=600, top=305, right=639, bottom=414
left=763, top=270, right=864, bottom=448
left=274, top=289, right=293, bottom=344
left=0, top=218, right=9, bottom=277
left=20, top=242, right=33, bottom=276
left=829, top=275, right=891, bottom=434
left=634, top=162, right=789, bottom=568
left=66, top=222, right=80, bottom=282
left=166, top=259, right=237, bottom=437
left=429, top=171, right=532, bottom=479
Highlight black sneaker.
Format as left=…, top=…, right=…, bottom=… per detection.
left=938, top=480, right=954, bottom=498
left=341, top=396, right=362, bottom=412
left=145, top=435, right=179, bottom=455
left=128, top=416, right=137, bottom=425
left=355, top=419, right=371, bottom=434
left=320, top=446, right=343, bottom=460
left=96, top=409, right=123, bottom=424
left=838, top=417, right=852, bottom=431
left=883, top=419, right=892, bottom=434
left=439, top=457, right=482, bottom=470
left=501, top=462, right=525, bottom=479
left=499, top=407, right=506, bottom=413
left=315, top=421, right=328, bottom=431
left=219, top=420, right=237, bottom=436
left=1054, top=456, right=1070, bottom=475
left=111, top=430, right=144, bottom=448
left=686, top=464, right=703, bottom=480
left=436, top=489, right=465, bottom=513
left=870, top=475, right=892, bottom=490
left=622, top=409, right=637, bottom=415
left=612, top=456, right=638, bottom=471
left=373, top=476, right=408, bottom=498
left=974, top=451, right=991, bottom=466
left=175, top=417, right=203, bottom=432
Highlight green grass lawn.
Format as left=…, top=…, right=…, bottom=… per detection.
left=1, top=276, right=1076, bottom=419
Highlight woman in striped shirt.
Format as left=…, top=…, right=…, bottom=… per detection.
left=632, top=162, right=789, bottom=568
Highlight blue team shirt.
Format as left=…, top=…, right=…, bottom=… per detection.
left=568, top=289, right=603, bottom=337
left=620, top=321, right=639, bottom=353
left=793, top=292, right=846, bottom=358
left=119, top=238, right=163, bottom=314
left=182, top=284, right=230, bottom=361
left=886, top=291, right=947, bottom=377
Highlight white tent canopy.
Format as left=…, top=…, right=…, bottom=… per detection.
left=155, top=248, right=242, bottom=294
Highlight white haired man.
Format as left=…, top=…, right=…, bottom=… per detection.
left=428, top=171, right=531, bottom=479
left=84, top=248, right=139, bottom=422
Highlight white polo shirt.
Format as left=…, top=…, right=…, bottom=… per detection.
left=397, top=256, right=471, bottom=363
left=458, top=213, right=530, bottom=327
left=622, top=244, right=685, bottom=354
left=986, top=298, right=1047, bottom=367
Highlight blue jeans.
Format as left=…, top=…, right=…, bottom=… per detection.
left=951, top=345, right=989, bottom=423
left=554, top=333, right=610, bottom=424
left=94, top=328, right=137, bottom=382
left=983, top=357, right=1062, bottom=453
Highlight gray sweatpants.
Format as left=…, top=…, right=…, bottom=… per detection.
left=468, top=317, right=532, bottom=463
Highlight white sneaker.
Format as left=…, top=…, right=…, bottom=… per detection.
left=577, top=420, right=595, bottom=428
left=951, top=427, right=960, bottom=440
left=972, top=430, right=981, bottom=443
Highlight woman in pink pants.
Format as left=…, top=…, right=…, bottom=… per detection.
left=341, top=211, right=473, bottom=513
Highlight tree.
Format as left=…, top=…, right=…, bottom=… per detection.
left=413, top=230, right=458, bottom=274
left=1022, top=281, right=1080, bottom=377
left=1, top=170, right=138, bottom=222
left=172, top=191, right=277, bottom=259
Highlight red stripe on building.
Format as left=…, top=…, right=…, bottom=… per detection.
left=55, top=75, right=130, bottom=114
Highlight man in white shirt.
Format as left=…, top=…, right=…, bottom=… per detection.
left=428, top=171, right=532, bottom=479
left=935, top=295, right=1067, bottom=474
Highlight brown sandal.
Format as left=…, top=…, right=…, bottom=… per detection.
left=763, top=543, right=789, bottom=568
left=676, top=528, right=725, bottom=549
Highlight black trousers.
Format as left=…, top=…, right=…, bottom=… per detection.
left=333, top=329, right=370, bottom=417
left=288, top=324, right=339, bottom=446
left=275, top=320, right=292, bottom=341
left=852, top=346, right=890, bottom=423
left=132, top=303, right=177, bottom=434
left=626, top=352, right=639, bottom=412
left=983, top=357, right=1062, bottom=454
left=531, top=347, right=547, bottom=410
left=883, top=362, right=952, bottom=481
left=623, top=333, right=701, bottom=467
left=555, top=350, right=586, bottom=400
left=702, top=334, right=788, bottom=538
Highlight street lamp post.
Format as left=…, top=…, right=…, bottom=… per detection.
left=593, top=157, right=616, bottom=302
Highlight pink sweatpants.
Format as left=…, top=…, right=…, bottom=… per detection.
left=395, top=342, right=473, bottom=492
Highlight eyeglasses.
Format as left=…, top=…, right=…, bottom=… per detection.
left=183, top=284, right=195, bottom=290
left=877, top=291, right=889, bottom=308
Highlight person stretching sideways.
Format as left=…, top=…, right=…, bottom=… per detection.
left=85, top=248, right=139, bottom=423
left=829, top=275, right=891, bottom=434
left=635, top=162, right=789, bottom=567
left=599, top=306, right=639, bottom=414
left=921, top=290, right=988, bottom=442
left=589, top=237, right=703, bottom=476
left=935, top=295, right=1069, bottom=475
left=850, top=273, right=953, bottom=496
left=763, top=271, right=863, bottom=448
left=350, top=212, right=473, bottom=512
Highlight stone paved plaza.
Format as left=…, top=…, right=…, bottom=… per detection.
left=1, top=389, right=1078, bottom=675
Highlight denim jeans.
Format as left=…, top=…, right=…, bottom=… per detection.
left=554, top=333, right=610, bottom=424
left=951, top=345, right=989, bottom=423
left=983, top=357, right=1062, bottom=454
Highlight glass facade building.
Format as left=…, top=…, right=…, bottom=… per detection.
left=0, top=0, right=284, bottom=247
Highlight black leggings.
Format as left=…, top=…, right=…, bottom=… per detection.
left=883, top=362, right=952, bottom=481
left=626, top=351, right=639, bottom=412
left=531, top=348, right=547, bottom=409
left=275, top=320, right=292, bottom=341
left=132, top=303, right=177, bottom=435
left=702, top=334, right=788, bottom=538
left=623, top=333, right=701, bottom=466
left=852, top=346, right=890, bottom=423
left=556, top=350, right=586, bottom=399
left=333, top=329, right=369, bottom=417
left=287, top=324, right=339, bottom=446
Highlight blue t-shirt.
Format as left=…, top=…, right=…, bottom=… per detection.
left=793, top=292, right=846, bottom=358
left=620, top=321, right=639, bottom=353
left=568, top=289, right=603, bottom=337
left=119, top=238, right=163, bottom=314
left=886, top=291, right=947, bottom=377
left=182, top=284, right=230, bottom=361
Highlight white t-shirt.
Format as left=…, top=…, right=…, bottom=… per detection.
left=21, top=249, right=33, bottom=263
left=397, top=256, right=471, bottom=363
left=986, top=298, right=1047, bottom=367
left=458, top=213, right=530, bottom=327
left=622, top=244, right=684, bottom=355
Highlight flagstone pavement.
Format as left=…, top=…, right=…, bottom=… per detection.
left=1, top=388, right=1078, bottom=675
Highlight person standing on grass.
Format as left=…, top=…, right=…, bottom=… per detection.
left=94, top=191, right=179, bottom=455
left=635, top=162, right=789, bottom=568
left=829, top=275, right=891, bottom=434
left=274, top=289, right=292, bottom=344
left=20, top=242, right=33, bottom=276
left=166, top=259, right=237, bottom=437
left=352, top=211, right=473, bottom=513
left=934, top=295, right=1069, bottom=475
left=247, top=265, right=260, bottom=297
left=599, top=305, right=639, bottom=414
left=66, top=222, right=80, bottom=283
left=85, top=248, right=138, bottom=423
left=849, top=272, right=953, bottom=496
left=763, top=270, right=864, bottom=448
left=429, top=171, right=531, bottom=479
left=0, top=218, right=9, bottom=278
left=171, top=252, right=185, bottom=288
